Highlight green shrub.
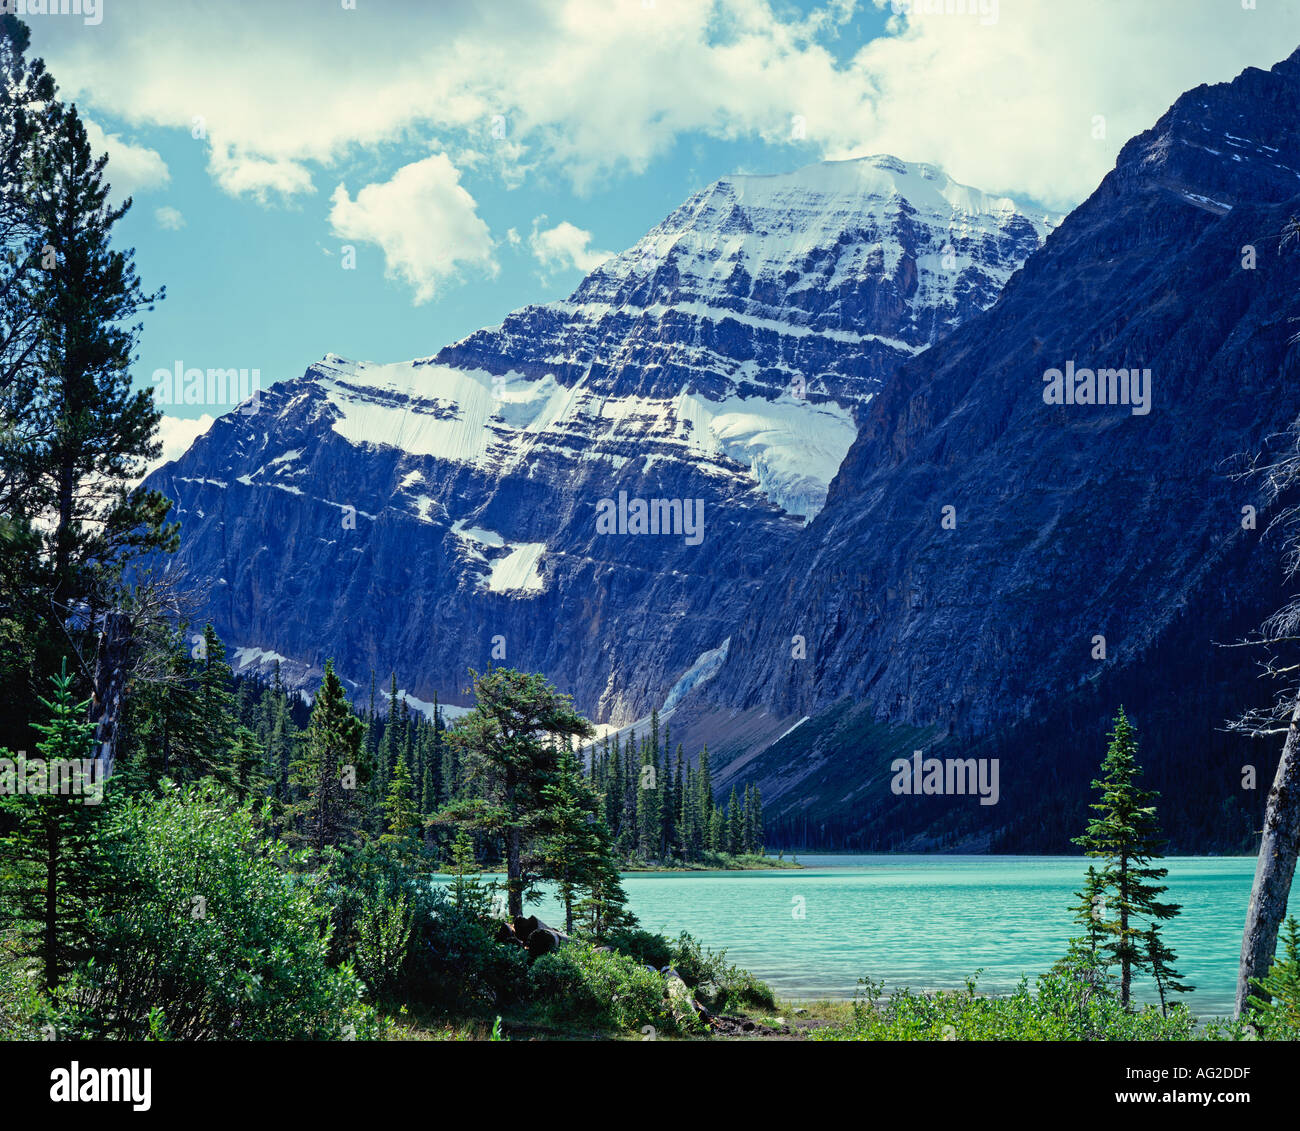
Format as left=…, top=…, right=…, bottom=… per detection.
left=320, top=844, right=527, bottom=1014
left=0, top=936, right=44, bottom=1038
left=529, top=943, right=674, bottom=1032
left=607, top=927, right=673, bottom=970
left=54, top=782, right=374, bottom=1040
left=669, top=931, right=726, bottom=987
left=814, top=952, right=1197, bottom=1042
left=669, top=931, right=776, bottom=1011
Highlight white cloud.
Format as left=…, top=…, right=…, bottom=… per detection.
left=328, top=154, right=497, bottom=305
left=154, top=205, right=185, bottom=230
left=529, top=218, right=613, bottom=276
left=843, top=0, right=1300, bottom=207
left=82, top=119, right=169, bottom=202
left=33, top=0, right=1300, bottom=216
left=144, top=414, right=214, bottom=478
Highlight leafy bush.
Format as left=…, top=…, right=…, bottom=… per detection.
left=528, top=943, right=675, bottom=1032
left=669, top=931, right=776, bottom=1011
left=54, top=782, right=374, bottom=1040
left=320, top=844, right=527, bottom=1014
left=607, top=927, right=673, bottom=970
left=669, top=931, right=727, bottom=987
left=814, top=951, right=1198, bottom=1042
left=0, top=937, right=44, bottom=1039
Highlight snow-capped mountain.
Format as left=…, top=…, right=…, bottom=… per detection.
left=149, top=155, right=1052, bottom=723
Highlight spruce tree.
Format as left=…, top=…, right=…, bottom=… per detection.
left=726, top=786, right=742, bottom=855
left=438, top=700, right=457, bottom=805
left=289, top=660, right=365, bottom=855
left=1069, top=864, right=1110, bottom=958
left=536, top=747, right=607, bottom=933
left=380, top=751, right=421, bottom=857
left=226, top=725, right=269, bottom=804
left=572, top=836, right=635, bottom=943
left=1145, top=925, right=1192, bottom=1017
left=0, top=15, right=53, bottom=476
left=0, top=660, right=104, bottom=990
left=1247, top=917, right=1300, bottom=1035
left=1073, top=708, right=1183, bottom=1007
left=193, top=623, right=235, bottom=778
left=681, top=762, right=700, bottom=859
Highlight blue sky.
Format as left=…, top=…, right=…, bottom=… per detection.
left=20, top=0, right=1300, bottom=446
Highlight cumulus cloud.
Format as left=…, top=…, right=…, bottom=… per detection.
left=846, top=0, right=1300, bottom=206
left=529, top=218, right=613, bottom=276
left=154, top=205, right=185, bottom=230
left=143, top=414, right=214, bottom=478
left=31, top=0, right=1300, bottom=226
left=328, top=154, right=497, bottom=304
left=82, top=119, right=169, bottom=202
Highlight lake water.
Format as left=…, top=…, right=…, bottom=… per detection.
left=498, top=855, right=1259, bottom=1017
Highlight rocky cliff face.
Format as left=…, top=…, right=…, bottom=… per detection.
left=149, top=156, right=1049, bottom=722
left=679, top=48, right=1300, bottom=851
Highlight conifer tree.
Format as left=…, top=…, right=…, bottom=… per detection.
left=193, top=623, right=235, bottom=778
left=1073, top=708, right=1182, bottom=1006
left=380, top=751, right=421, bottom=857
left=447, top=827, right=493, bottom=919
left=0, top=16, right=54, bottom=498
left=1247, top=916, right=1300, bottom=1035
left=572, top=840, right=634, bottom=943
left=697, top=745, right=714, bottom=832
left=1145, top=925, right=1193, bottom=1017
left=438, top=700, right=458, bottom=805
left=726, top=786, right=742, bottom=855
left=708, top=807, right=725, bottom=855
left=444, top=668, right=593, bottom=918
left=289, top=660, right=365, bottom=855
left=26, top=100, right=173, bottom=671
left=1069, top=864, right=1110, bottom=958
left=226, top=724, right=269, bottom=804
left=681, top=761, right=700, bottom=859
left=637, top=736, right=660, bottom=860
left=0, top=660, right=104, bottom=990
left=536, top=748, right=608, bottom=933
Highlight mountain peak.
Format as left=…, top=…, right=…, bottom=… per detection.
left=151, top=155, right=1051, bottom=728
left=716, top=153, right=1045, bottom=222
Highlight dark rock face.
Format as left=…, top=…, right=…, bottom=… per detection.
left=147, top=156, right=1048, bottom=723
left=689, top=47, right=1300, bottom=851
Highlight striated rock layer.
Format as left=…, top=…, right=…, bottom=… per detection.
left=682, top=47, right=1300, bottom=851
left=149, top=156, right=1050, bottom=726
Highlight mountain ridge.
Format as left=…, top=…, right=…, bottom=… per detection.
left=147, top=153, right=1052, bottom=728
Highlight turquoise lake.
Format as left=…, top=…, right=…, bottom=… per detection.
left=483, top=855, right=1259, bottom=1017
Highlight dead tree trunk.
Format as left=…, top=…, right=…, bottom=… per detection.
left=1236, top=689, right=1300, bottom=1016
